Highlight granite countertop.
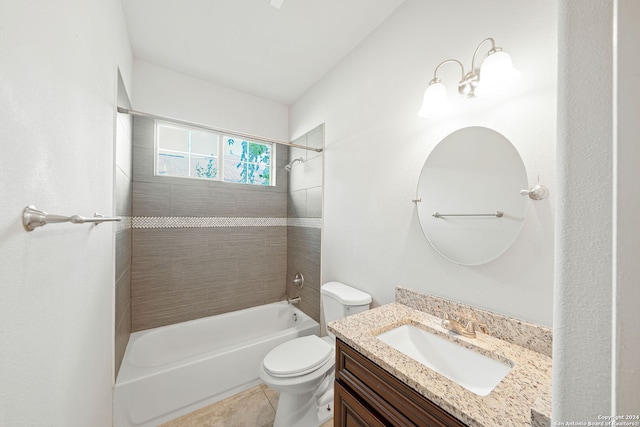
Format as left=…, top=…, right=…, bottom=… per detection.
left=328, top=303, right=552, bottom=427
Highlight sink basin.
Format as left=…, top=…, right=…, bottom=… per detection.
left=376, top=324, right=512, bottom=396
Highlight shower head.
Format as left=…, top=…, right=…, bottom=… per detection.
left=284, top=157, right=304, bottom=172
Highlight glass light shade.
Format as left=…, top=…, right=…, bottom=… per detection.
left=417, top=82, right=452, bottom=118
left=474, top=50, right=520, bottom=97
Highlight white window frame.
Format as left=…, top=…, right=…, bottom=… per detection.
left=154, top=120, right=275, bottom=186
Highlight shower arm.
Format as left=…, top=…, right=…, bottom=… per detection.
left=285, top=157, right=304, bottom=171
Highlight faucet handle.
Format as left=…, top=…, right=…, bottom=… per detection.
left=464, top=320, right=489, bottom=336
left=477, top=323, right=489, bottom=334
left=441, top=311, right=453, bottom=331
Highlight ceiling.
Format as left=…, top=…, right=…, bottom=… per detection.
left=121, top=0, right=405, bottom=105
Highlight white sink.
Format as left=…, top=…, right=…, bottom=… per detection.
left=376, top=324, right=512, bottom=396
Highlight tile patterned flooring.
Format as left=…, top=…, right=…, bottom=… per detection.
left=160, top=384, right=334, bottom=427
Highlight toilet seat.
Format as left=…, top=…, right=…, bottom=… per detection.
left=263, top=335, right=333, bottom=378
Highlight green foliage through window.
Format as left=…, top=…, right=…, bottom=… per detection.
left=195, top=158, right=218, bottom=179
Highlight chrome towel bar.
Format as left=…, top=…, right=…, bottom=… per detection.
left=22, top=205, right=121, bottom=232
left=432, top=211, right=504, bottom=218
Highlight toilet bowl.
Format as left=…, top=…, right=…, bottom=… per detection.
left=259, top=282, right=372, bottom=427
left=259, top=335, right=335, bottom=427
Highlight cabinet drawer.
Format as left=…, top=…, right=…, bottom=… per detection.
left=335, top=339, right=466, bottom=427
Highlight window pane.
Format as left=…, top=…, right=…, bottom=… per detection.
left=223, top=137, right=242, bottom=158
left=158, top=125, right=189, bottom=152
left=191, top=155, right=218, bottom=179
left=223, top=157, right=246, bottom=183
left=223, top=137, right=243, bottom=183
left=222, top=137, right=272, bottom=185
left=191, top=131, right=219, bottom=156
left=248, top=163, right=270, bottom=186
left=249, top=141, right=271, bottom=160
left=158, top=150, right=188, bottom=177
left=246, top=142, right=271, bottom=185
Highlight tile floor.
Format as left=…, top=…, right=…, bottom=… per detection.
left=160, top=384, right=334, bottom=427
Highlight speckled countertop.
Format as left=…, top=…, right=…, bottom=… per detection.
left=328, top=303, right=552, bottom=427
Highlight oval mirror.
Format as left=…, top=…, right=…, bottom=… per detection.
left=416, top=127, right=528, bottom=265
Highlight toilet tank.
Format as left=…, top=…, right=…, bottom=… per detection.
left=321, top=282, right=372, bottom=338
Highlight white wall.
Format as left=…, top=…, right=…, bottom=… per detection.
left=290, top=0, right=557, bottom=326
left=614, top=0, right=640, bottom=413
left=555, top=0, right=640, bottom=420
left=554, top=1, right=614, bottom=420
left=133, top=60, right=288, bottom=141
left=0, top=1, right=133, bottom=426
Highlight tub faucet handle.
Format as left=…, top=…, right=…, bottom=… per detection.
left=292, top=273, right=304, bottom=289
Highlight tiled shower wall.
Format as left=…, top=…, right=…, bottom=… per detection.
left=114, top=73, right=132, bottom=376
left=286, top=125, right=324, bottom=322
left=130, top=117, right=289, bottom=331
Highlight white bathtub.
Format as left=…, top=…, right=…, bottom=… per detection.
left=113, top=302, right=319, bottom=427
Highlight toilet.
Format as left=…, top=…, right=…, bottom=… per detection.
left=259, top=281, right=372, bottom=427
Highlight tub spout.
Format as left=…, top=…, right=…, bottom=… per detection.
left=286, top=296, right=301, bottom=305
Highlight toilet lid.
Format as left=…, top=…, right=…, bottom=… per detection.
left=263, top=335, right=333, bottom=377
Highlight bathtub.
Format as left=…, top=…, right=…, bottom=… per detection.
left=113, top=301, right=319, bottom=427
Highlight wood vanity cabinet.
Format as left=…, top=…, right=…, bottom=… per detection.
left=334, top=339, right=467, bottom=427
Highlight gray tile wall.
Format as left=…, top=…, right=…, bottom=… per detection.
left=286, top=125, right=324, bottom=322
left=131, top=117, right=289, bottom=331
left=114, top=73, right=132, bottom=377
left=132, top=227, right=286, bottom=330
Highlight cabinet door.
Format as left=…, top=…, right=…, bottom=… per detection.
left=335, top=381, right=388, bottom=427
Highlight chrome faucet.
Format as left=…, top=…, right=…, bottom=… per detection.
left=441, top=312, right=488, bottom=339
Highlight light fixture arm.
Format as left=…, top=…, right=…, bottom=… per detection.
left=431, top=59, right=465, bottom=84
left=470, top=37, right=497, bottom=72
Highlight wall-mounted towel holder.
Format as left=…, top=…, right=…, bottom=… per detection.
left=520, top=176, right=549, bottom=200
left=433, top=211, right=504, bottom=218
left=520, top=183, right=549, bottom=200
left=22, top=205, right=121, bottom=232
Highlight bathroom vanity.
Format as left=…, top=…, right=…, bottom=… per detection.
left=335, top=338, right=465, bottom=426
left=329, top=288, right=552, bottom=427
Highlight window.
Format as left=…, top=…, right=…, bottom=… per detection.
left=155, top=121, right=273, bottom=186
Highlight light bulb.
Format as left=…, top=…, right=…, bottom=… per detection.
left=417, top=82, right=452, bottom=118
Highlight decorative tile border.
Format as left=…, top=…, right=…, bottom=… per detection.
left=395, top=286, right=553, bottom=357
left=287, top=218, right=322, bottom=229
left=131, top=217, right=322, bottom=229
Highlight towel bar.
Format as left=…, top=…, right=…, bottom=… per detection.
left=22, top=205, right=121, bottom=232
left=432, top=211, right=504, bottom=218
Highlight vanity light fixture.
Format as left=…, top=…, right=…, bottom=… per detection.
left=417, top=37, right=520, bottom=118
